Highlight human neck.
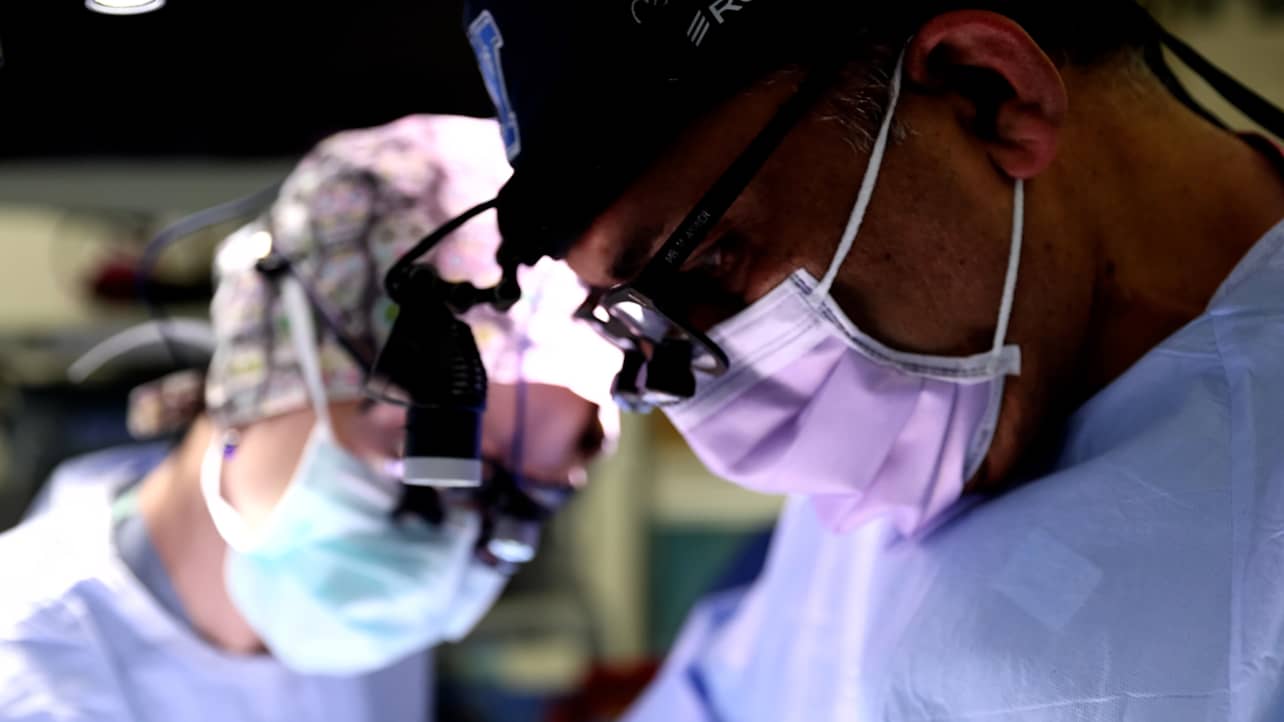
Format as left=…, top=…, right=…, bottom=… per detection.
left=137, top=416, right=264, bottom=655
left=1064, top=78, right=1284, bottom=400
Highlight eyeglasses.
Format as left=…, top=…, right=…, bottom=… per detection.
left=575, top=65, right=840, bottom=409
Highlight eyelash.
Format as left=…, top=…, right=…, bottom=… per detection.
left=697, top=246, right=725, bottom=273
left=687, top=236, right=734, bottom=280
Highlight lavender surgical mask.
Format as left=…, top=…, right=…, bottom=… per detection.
left=665, top=52, right=1025, bottom=536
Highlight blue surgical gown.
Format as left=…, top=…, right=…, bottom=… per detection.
left=627, top=221, right=1284, bottom=722
left=0, top=445, right=432, bottom=722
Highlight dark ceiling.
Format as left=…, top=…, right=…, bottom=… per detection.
left=0, top=1, right=494, bottom=159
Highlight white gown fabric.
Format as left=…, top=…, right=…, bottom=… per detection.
left=0, top=446, right=430, bottom=722
left=627, top=221, right=1284, bottom=722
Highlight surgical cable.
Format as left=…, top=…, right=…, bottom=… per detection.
left=137, top=182, right=284, bottom=369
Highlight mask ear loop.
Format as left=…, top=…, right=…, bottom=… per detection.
left=812, top=47, right=906, bottom=302
left=280, top=275, right=334, bottom=433
left=811, top=44, right=1024, bottom=378
left=281, top=274, right=409, bottom=506
left=961, top=178, right=1025, bottom=479
left=199, top=275, right=336, bottom=553
left=199, top=425, right=259, bottom=553
left=990, top=180, right=1024, bottom=362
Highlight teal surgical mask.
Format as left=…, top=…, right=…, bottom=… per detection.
left=199, top=275, right=483, bottom=675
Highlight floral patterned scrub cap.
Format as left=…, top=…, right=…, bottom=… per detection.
left=196, top=114, right=620, bottom=436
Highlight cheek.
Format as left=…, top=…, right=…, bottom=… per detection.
left=365, top=403, right=408, bottom=430
left=480, top=385, right=596, bottom=480
left=478, top=417, right=509, bottom=462
left=366, top=408, right=408, bottom=459
left=742, top=257, right=801, bottom=305
left=733, top=183, right=833, bottom=302
left=518, top=404, right=594, bottom=473
left=480, top=385, right=517, bottom=459
left=222, top=416, right=315, bottom=532
left=331, top=405, right=407, bottom=469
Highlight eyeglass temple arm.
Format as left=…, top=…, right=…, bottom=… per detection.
left=633, top=63, right=843, bottom=292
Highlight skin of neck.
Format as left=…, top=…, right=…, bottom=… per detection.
left=1052, top=76, right=1284, bottom=401
left=133, top=406, right=343, bottom=655
left=136, top=416, right=265, bottom=654
left=813, top=65, right=1284, bottom=489
left=133, top=401, right=395, bottom=654
left=954, top=69, right=1284, bottom=487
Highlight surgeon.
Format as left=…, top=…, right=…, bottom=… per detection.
left=450, top=1, right=1284, bottom=719
left=0, top=115, right=620, bottom=722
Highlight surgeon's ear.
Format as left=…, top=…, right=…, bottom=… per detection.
left=906, top=11, right=1068, bottom=179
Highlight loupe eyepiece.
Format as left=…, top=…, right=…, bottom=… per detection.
left=612, top=349, right=651, bottom=413
left=473, top=465, right=552, bottom=565
left=403, top=404, right=484, bottom=487
left=645, top=338, right=697, bottom=400
left=376, top=198, right=531, bottom=489
left=373, top=268, right=488, bottom=488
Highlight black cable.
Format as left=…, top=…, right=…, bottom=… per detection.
left=253, top=252, right=379, bottom=375
left=137, top=182, right=284, bottom=369
left=1157, top=27, right=1284, bottom=139
left=1142, top=27, right=1228, bottom=131
left=384, top=198, right=498, bottom=302
left=1137, top=6, right=1284, bottom=139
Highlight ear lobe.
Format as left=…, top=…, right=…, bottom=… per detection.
left=905, top=11, right=1068, bottom=179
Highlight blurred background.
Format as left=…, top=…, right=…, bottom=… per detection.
left=0, top=1, right=1281, bottom=721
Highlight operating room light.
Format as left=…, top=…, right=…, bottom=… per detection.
left=86, top=0, right=165, bottom=16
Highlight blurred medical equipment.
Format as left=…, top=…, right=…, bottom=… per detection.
left=0, top=205, right=220, bottom=529
left=138, top=183, right=283, bottom=367
left=66, top=319, right=215, bottom=384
